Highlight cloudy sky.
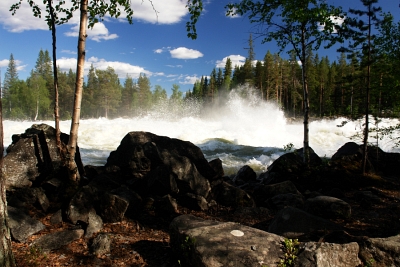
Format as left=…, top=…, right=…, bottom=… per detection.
left=0, top=0, right=398, bottom=95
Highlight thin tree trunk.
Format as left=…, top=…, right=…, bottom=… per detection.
left=67, top=0, right=88, bottom=182
left=48, top=0, right=63, bottom=157
left=362, top=4, right=372, bottom=175
left=0, top=90, right=16, bottom=267
left=301, top=27, right=310, bottom=166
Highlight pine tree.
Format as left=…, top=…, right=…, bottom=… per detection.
left=3, top=54, right=19, bottom=113
left=222, top=58, right=232, bottom=91
left=338, top=0, right=384, bottom=174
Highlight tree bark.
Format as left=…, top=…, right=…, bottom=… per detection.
left=48, top=0, right=63, bottom=158
left=0, top=87, right=15, bottom=267
left=301, top=27, right=310, bottom=166
left=66, top=0, right=88, bottom=182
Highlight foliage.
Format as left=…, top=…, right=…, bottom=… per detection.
left=278, top=238, right=300, bottom=267
left=283, top=143, right=295, bottom=152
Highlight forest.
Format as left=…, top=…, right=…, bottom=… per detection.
left=2, top=7, right=400, bottom=121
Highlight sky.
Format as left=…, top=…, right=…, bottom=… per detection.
left=0, top=0, right=399, bottom=96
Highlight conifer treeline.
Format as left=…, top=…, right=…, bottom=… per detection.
left=187, top=46, right=400, bottom=119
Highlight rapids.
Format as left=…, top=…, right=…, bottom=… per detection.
left=3, top=90, right=400, bottom=176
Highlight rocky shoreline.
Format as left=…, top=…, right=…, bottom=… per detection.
left=3, top=123, right=400, bottom=266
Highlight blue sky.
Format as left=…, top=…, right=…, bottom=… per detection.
left=0, top=0, right=399, bottom=96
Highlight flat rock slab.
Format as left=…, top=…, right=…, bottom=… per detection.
left=7, top=206, right=45, bottom=242
left=32, top=229, right=84, bottom=252
left=170, top=215, right=284, bottom=267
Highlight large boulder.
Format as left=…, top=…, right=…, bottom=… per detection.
left=359, top=234, right=400, bottom=267
left=268, top=207, right=341, bottom=238
left=295, top=241, right=361, bottom=267
left=170, top=215, right=284, bottom=267
left=253, top=180, right=303, bottom=207
left=106, top=132, right=218, bottom=198
left=211, top=180, right=256, bottom=208
left=3, top=124, right=83, bottom=190
left=261, top=147, right=322, bottom=185
left=304, top=196, right=351, bottom=219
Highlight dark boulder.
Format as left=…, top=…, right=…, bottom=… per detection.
left=3, top=124, right=83, bottom=190
left=106, top=132, right=217, bottom=198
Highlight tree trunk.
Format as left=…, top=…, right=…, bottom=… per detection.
left=301, top=28, right=310, bottom=166
left=0, top=89, right=16, bottom=267
left=48, top=0, right=63, bottom=158
left=66, top=0, right=88, bottom=183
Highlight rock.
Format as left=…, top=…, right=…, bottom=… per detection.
left=331, top=142, right=363, bottom=161
left=295, top=242, right=361, bottom=267
left=262, top=147, right=321, bottom=185
left=304, top=196, right=351, bottom=219
left=253, top=180, right=303, bottom=207
left=66, top=185, right=97, bottom=224
left=3, top=124, right=83, bottom=190
left=268, top=207, right=341, bottom=239
left=91, top=233, right=111, bottom=257
left=180, top=193, right=209, bottom=211
left=208, top=158, right=224, bottom=179
left=154, top=195, right=179, bottom=215
left=233, top=165, right=256, bottom=185
left=359, top=234, right=400, bottom=267
left=85, top=211, right=103, bottom=238
left=170, top=215, right=284, bottom=267
left=98, top=192, right=129, bottom=223
left=268, top=193, right=305, bottom=210
left=211, top=181, right=255, bottom=208
left=32, top=229, right=84, bottom=252
left=106, top=132, right=216, bottom=198
left=8, top=187, right=50, bottom=212
left=110, top=185, right=143, bottom=217
left=7, top=206, right=45, bottom=242
left=50, top=210, right=63, bottom=225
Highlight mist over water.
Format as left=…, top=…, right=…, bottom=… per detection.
left=3, top=89, right=400, bottom=175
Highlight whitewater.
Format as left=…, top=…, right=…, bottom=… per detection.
left=3, top=90, right=400, bottom=176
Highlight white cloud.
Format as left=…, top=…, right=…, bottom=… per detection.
left=65, top=22, right=118, bottom=42
left=0, top=59, right=9, bottom=68
left=170, top=47, right=203, bottom=59
left=179, top=75, right=199, bottom=85
left=0, top=58, right=27, bottom=72
left=319, top=15, right=345, bottom=32
left=0, top=0, right=190, bottom=33
left=216, top=55, right=246, bottom=68
left=61, top=50, right=77, bottom=55
left=154, top=49, right=163, bottom=54
left=56, top=56, right=152, bottom=79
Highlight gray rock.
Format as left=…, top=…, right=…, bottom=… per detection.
left=50, top=210, right=63, bottom=225
left=304, top=196, right=351, bottom=219
left=7, top=206, right=45, bottom=242
left=91, top=233, right=111, bottom=257
left=170, top=215, right=284, bottom=267
left=268, top=207, right=341, bottom=238
left=85, top=211, right=103, bottom=238
left=359, top=235, right=400, bottom=267
left=295, top=242, right=361, bottom=267
left=98, top=192, right=129, bottom=223
left=32, top=229, right=84, bottom=252
left=212, top=181, right=255, bottom=208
